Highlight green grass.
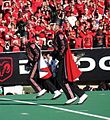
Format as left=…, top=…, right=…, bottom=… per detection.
left=0, top=91, right=110, bottom=120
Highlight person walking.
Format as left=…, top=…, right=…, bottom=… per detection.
left=52, top=23, right=88, bottom=104
left=25, top=38, right=61, bottom=100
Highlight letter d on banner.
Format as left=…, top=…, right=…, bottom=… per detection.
left=99, top=56, right=110, bottom=71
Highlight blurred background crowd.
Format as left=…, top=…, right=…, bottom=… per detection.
left=0, top=0, right=110, bottom=52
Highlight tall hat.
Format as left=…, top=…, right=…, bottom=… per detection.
left=55, top=18, right=62, bottom=26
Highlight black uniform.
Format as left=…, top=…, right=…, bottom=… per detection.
left=25, top=42, right=60, bottom=94
left=52, top=30, right=85, bottom=100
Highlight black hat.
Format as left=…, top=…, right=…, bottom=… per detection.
left=55, top=18, right=62, bottom=26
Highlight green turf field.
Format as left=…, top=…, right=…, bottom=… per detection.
left=0, top=91, right=110, bottom=120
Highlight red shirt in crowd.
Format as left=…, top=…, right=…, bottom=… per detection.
left=97, top=0, right=105, bottom=15
left=74, top=37, right=83, bottom=49
left=105, top=30, right=110, bottom=48
left=11, top=35, right=21, bottom=52
left=0, top=39, right=5, bottom=52
left=75, top=2, right=85, bottom=15
left=32, top=0, right=43, bottom=12
left=83, top=30, right=94, bottom=48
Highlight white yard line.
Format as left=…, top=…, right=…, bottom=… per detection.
left=40, top=104, right=110, bottom=120
left=0, top=97, right=110, bottom=120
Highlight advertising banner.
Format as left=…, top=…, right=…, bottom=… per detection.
left=0, top=48, right=110, bottom=85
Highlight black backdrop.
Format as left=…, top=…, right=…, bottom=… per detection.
left=0, top=48, right=110, bottom=86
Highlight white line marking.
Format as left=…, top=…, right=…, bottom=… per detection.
left=0, top=98, right=12, bottom=101
left=0, top=98, right=110, bottom=120
left=41, top=104, right=110, bottom=120
left=21, top=113, right=29, bottom=115
left=13, top=100, right=37, bottom=105
left=0, top=98, right=36, bottom=105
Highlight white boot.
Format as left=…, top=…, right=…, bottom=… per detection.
left=51, top=90, right=61, bottom=100
left=77, top=94, right=88, bottom=104
left=60, top=89, right=63, bottom=93
left=65, top=97, right=77, bottom=105
left=37, top=89, right=47, bottom=97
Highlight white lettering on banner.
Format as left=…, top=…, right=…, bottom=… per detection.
left=19, top=60, right=29, bottom=74
left=18, top=56, right=110, bottom=74
left=78, top=57, right=96, bottom=72
left=99, top=56, right=110, bottom=70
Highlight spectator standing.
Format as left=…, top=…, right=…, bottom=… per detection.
left=94, top=27, right=106, bottom=48
left=0, top=39, right=5, bottom=52
left=4, top=35, right=11, bottom=52
left=11, top=35, right=21, bottom=52
left=68, top=26, right=76, bottom=49
left=83, top=29, right=94, bottom=48
left=74, top=33, right=83, bottom=49
left=75, top=0, right=85, bottom=17
left=105, top=23, right=110, bottom=48
left=97, top=0, right=105, bottom=15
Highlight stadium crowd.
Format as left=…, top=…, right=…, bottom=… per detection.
left=0, top=0, right=110, bottom=52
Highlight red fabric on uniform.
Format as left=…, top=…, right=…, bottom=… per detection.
left=39, top=53, right=52, bottom=79
left=40, top=67, right=52, bottom=79
left=65, top=45, right=82, bottom=82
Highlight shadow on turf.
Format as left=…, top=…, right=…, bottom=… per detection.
left=0, top=100, right=12, bottom=101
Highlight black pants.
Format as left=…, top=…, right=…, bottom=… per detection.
left=29, top=63, right=57, bottom=93
left=56, top=58, right=85, bottom=100
left=50, top=77, right=61, bottom=91
left=69, top=82, right=85, bottom=98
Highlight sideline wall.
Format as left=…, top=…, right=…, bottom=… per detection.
left=0, top=48, right=110, bottom=86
